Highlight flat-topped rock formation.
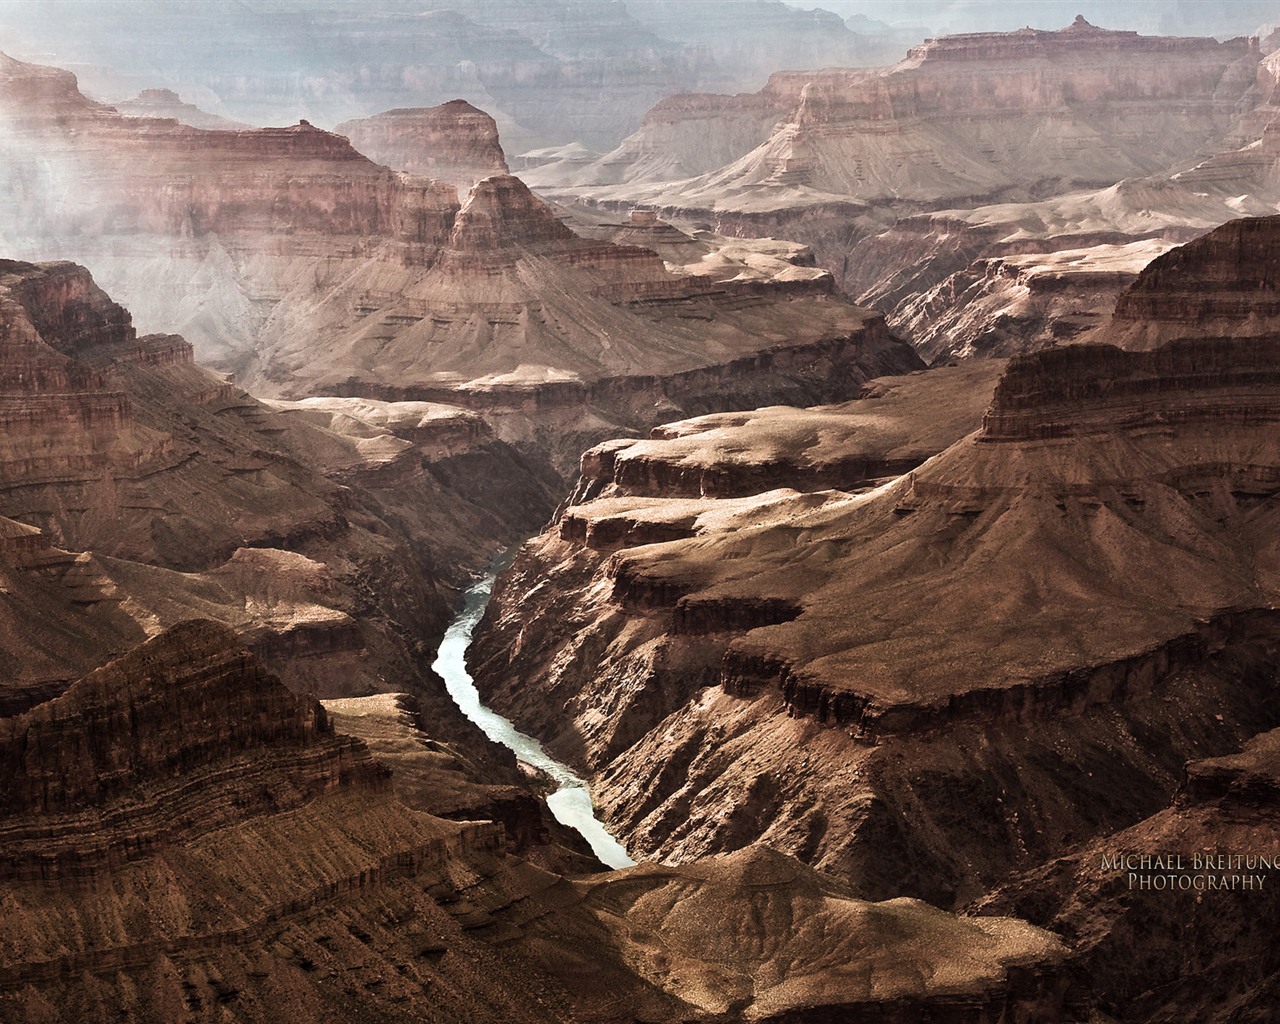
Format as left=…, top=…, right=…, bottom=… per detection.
left=469, top=225, right=1280, bottom=914
left=570, top=360, right=1003, bottom=507
left=338, top=99, right=511, bottom=192
left=528, top=21, right=1271, bottom=359
left=537, top=20, right=1260, bottom=211
left=115, top=87, right=250, bottom=130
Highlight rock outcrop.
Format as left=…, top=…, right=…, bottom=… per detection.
left=338, top=99, right=511, bottom=191
left=0, top=256, right=559, bottom=714
left=1, top=53, right=921, bottom=465
left=980, top=713, right=1280, bottom=1023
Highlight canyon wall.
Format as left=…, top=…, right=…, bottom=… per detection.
left=468, top=218, right=1280, bottom=1002
left=0, top=53, right=921, bottom=467
left=0, top=617, right=1069, bottom=1023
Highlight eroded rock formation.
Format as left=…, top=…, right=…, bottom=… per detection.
left=469, top=219, right=1280, bottom=935
left=338, top=99, right=511, bottom=191
left=529, top=21, right=1277, bottom=361
left=0, top=53, right=920, bottom=464
left=0, top=621, right=1069, bottom=1024
left=0, top=256, right=558, bottom=715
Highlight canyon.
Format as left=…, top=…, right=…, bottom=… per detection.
left=470, top=215, right=1280, bottom=1021
left=2, top=6, right=1280, bottom=1022
left=532, top=17, right=1280, bottom=362
left=0, top=50, right=921, bottom=478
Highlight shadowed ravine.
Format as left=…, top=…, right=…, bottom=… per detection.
left=433, top=568, right=635, bottom=869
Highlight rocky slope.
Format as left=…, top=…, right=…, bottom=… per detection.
left=847, top=108, right=1280, bottom=362
left=0, top=53, right=920, bottom=468
left=835, top=38, right=1280, bottom=362
left=469, top=218, right=1280, bottom=931
left=981, top=717, right=1280, bottom=1022
left=0, top=621, right=1069, bottom=1024
left=529, top=20, right=1273, bottom=362
left=0, top=255, right=559, bottom=721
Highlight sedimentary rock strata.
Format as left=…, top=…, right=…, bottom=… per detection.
left=470, top=220, right=1280, bottom=918
left=529, top=21, right=1276, bottom=361
left=0, top=622, right=1068, bottom=1024
left=0, top=255, right=557, bottom=712
left=848, top=121, right=1280, bottom=362
left=0, top=53, right=919, bottom=461
left=539, top=20, right=1261, bottom=212
left=337, top=100, right=511, bottom=191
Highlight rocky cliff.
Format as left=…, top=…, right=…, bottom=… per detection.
left=1, top=53, right=920, bottom=464
left=537, top=20, right=1260, bottom=209
left=338, top=99, right=511, bottom=191
left=530, top=21, right=1271, bottom=362
left=0, top=621, right=1069, bottom=1024
left=846, top=124, right=1280, bottom=363
left=1105, top=213, right=1280, bottom=347
left=468, top=220, right=1280, bottom=950
left=0, top=256, right=560, bottom=720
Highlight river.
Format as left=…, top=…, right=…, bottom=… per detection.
left=431, top=569, right=635, bottom=870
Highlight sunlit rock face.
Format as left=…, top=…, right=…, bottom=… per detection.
left=527, top=19, right=1272, bottom=361
left=0, top=52, right=923, bottom=465
left=337, top=99, right=511, bottom=191
left=469, top=219, right=1280, bottom=953
left=0, top=253, right=564, bottom=716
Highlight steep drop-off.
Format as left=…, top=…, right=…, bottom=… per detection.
left=0, top=622, right=1069, bottom=1024
left=531, top=19, right=1273, bottom=361
left=0, top=256, right=559, bottom=721
left=470, top=219, right=1280, bottom=923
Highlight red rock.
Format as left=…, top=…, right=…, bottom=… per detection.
left=338, top=99, right=510, bottom=191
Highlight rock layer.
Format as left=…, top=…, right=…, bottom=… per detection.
left=0, top=53, right=920, bottom=460
left=0, top=622, right=1068, bottom=1024
left=338, top=99, right=510, bottom=192
left=0, top=255, right=560, bottom=716
left=470, top=221, right=1280, bottom=922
